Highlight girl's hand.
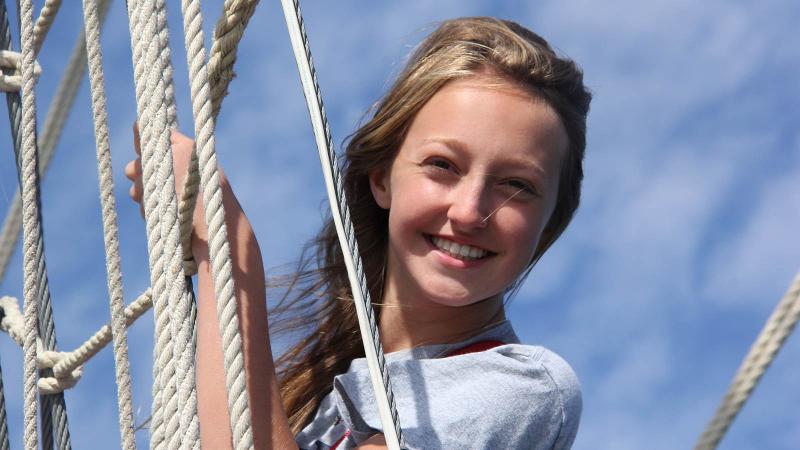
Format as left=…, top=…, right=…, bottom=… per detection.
left=124, top=123, right=210, bottom=246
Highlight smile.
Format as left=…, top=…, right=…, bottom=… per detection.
left=429, top=235, right=492, bottom=260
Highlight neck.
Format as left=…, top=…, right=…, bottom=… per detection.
left=377, top=290, right=507, bottom=353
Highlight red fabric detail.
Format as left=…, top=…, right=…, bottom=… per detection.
left=331, top=428, right=351, bottom=450
left=445, top=339, right=506, bottom=357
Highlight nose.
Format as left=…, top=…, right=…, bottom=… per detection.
left=447, top=177, right=491, bottom=230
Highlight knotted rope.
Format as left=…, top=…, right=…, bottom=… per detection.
left=279, top=0, right=405, bottom=448
left=0, top=1, right=261, bottom=446
left=694, top=270, right=800, bottom=450
left=1, top=293, right=151, bottom=395
left=0, top=3, right=110, bottom=449
left=0, top=49, right=40, bottom=92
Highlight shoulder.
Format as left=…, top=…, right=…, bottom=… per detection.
left=447, top=344, right=582, bottom=449
left=328, top=343, right=582, bottom=449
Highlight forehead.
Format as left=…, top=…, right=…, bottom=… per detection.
left=401, top=74, right=568, bottom=176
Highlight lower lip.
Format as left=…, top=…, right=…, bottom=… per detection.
left=426, top=235, right=490, bottom=269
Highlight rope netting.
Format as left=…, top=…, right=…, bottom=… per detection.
left=0, top=1, right=794, bottom=449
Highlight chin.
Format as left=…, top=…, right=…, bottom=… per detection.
left=422, top=284, right=491, bottom=308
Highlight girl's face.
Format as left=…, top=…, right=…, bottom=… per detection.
left=370, top=74, right=568, bottom=309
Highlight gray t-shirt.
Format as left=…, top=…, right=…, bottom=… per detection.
left=295, top=321, right=581, bottom=449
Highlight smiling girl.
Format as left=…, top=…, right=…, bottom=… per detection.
left=127, top=16, right=590, bottom=450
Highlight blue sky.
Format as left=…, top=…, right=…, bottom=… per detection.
left=0, top=0, right=798, bottom=449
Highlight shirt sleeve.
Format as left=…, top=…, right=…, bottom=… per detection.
left=331, top=344, right=582, bottom=450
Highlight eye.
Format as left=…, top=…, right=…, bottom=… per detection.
left=502, top=179, right=538, bottom=197
left=424, top=157, right=458, bottom=174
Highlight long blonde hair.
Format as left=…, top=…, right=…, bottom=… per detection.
left=270, top=16, right=592, bottom=432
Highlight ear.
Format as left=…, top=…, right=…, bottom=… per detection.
left=369, top=166, right=391, bottom=209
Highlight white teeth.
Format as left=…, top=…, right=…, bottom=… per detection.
left=431, top=236, right=488, bottom=260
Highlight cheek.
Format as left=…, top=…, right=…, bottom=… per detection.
left=497, top=209, right=547, bottom=262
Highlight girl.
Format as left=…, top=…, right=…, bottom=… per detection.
left=126, top=16, right=590, bottom=450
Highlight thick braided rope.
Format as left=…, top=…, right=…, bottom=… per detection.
left=152, top=2, right=202, bottom=447
left=278, top=1, right=404, bottom=448
left=126, top=1, right=202, bottom=448
left=128, top=2, right=196, bottom=446
left=80, top=0, right=136, bottom=447
left=18, top=0, right=43, bottom=448
left=31, top=0, right=62, bottom=56
left=2, top=2, right=73, bottom=449
left=694, top=270, right=800, bottom=450
left=125, top=2, right=173, bottom=447
left=177, top=0, right=261, bottom=280
left=151, top=4, right=203, bottom=448
left=181, top=0, right=254, bottom=447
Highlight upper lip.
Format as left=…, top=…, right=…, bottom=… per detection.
left=428, top=234, right=495, bottom=254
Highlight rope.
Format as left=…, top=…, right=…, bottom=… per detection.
left=0, top=354, right=9, bottom=450
left=0, top=292, right=152, bottom=396
left=17, top=0, right=44, bottom=447
left=125, top=1, right=201, bottom=448
left=80, top=0, right=136, bottom=446
left=278, top=1, right=405, bottom=448
left=2, top=1, right=74, bottom=448
left=0, top=0, right=102, bottom=287
left=694, top=270, right=800, bottom=450
left=180, top=0, right=254, bottom=447
left=0, top=292, right=152, bottom=382
left=0, top=49, right=41, bottom=92
left=32, top=0, right=62, bottom=56
left=125, top=1, right=172, bottom=446
left=178, top=0, right=261, bottom=280
left=208, top=0, right=259, bottom=121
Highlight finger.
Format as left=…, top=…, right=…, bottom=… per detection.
left=132, top=121, right=141, bottom=156
left=124, top=158, right=139, bottom=181
left=128, top=179, right=143, bottom=202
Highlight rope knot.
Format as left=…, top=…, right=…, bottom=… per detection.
left=1, top=296, right=84, bottom=393
left=0, top=295, right=24, bottom=345
left=0, top=49, right=42, bottom=92
left=36, top=350, right=84, bottom=394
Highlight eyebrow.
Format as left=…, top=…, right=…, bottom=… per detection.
left=420, top=137, right=547, bottom=176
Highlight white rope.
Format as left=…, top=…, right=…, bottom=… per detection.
left=125, top=1, right=173, bottom=447
left=279, top=1, right=404, bottom=448
left=31, top=0, right=62, bottom=56
left=0, top=0, right=101, bottom=291
left=0, top=3, right=107, bottom=445
left=18, top=0, right=42, bottom=446
left=178, top=0, right=261, bottom=280
left=126, top=1, right=202, bottom=448
left=208, top=0, right=260, bottom=121
left=0, top=292, right=152, bottom=393
left=80, top=0, right=136, bottom=446
left=180, top=0, right=254, bottom=447
left=694, top=269, right=800, bottom=449
left=0, top=49, right=40, bottom=92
